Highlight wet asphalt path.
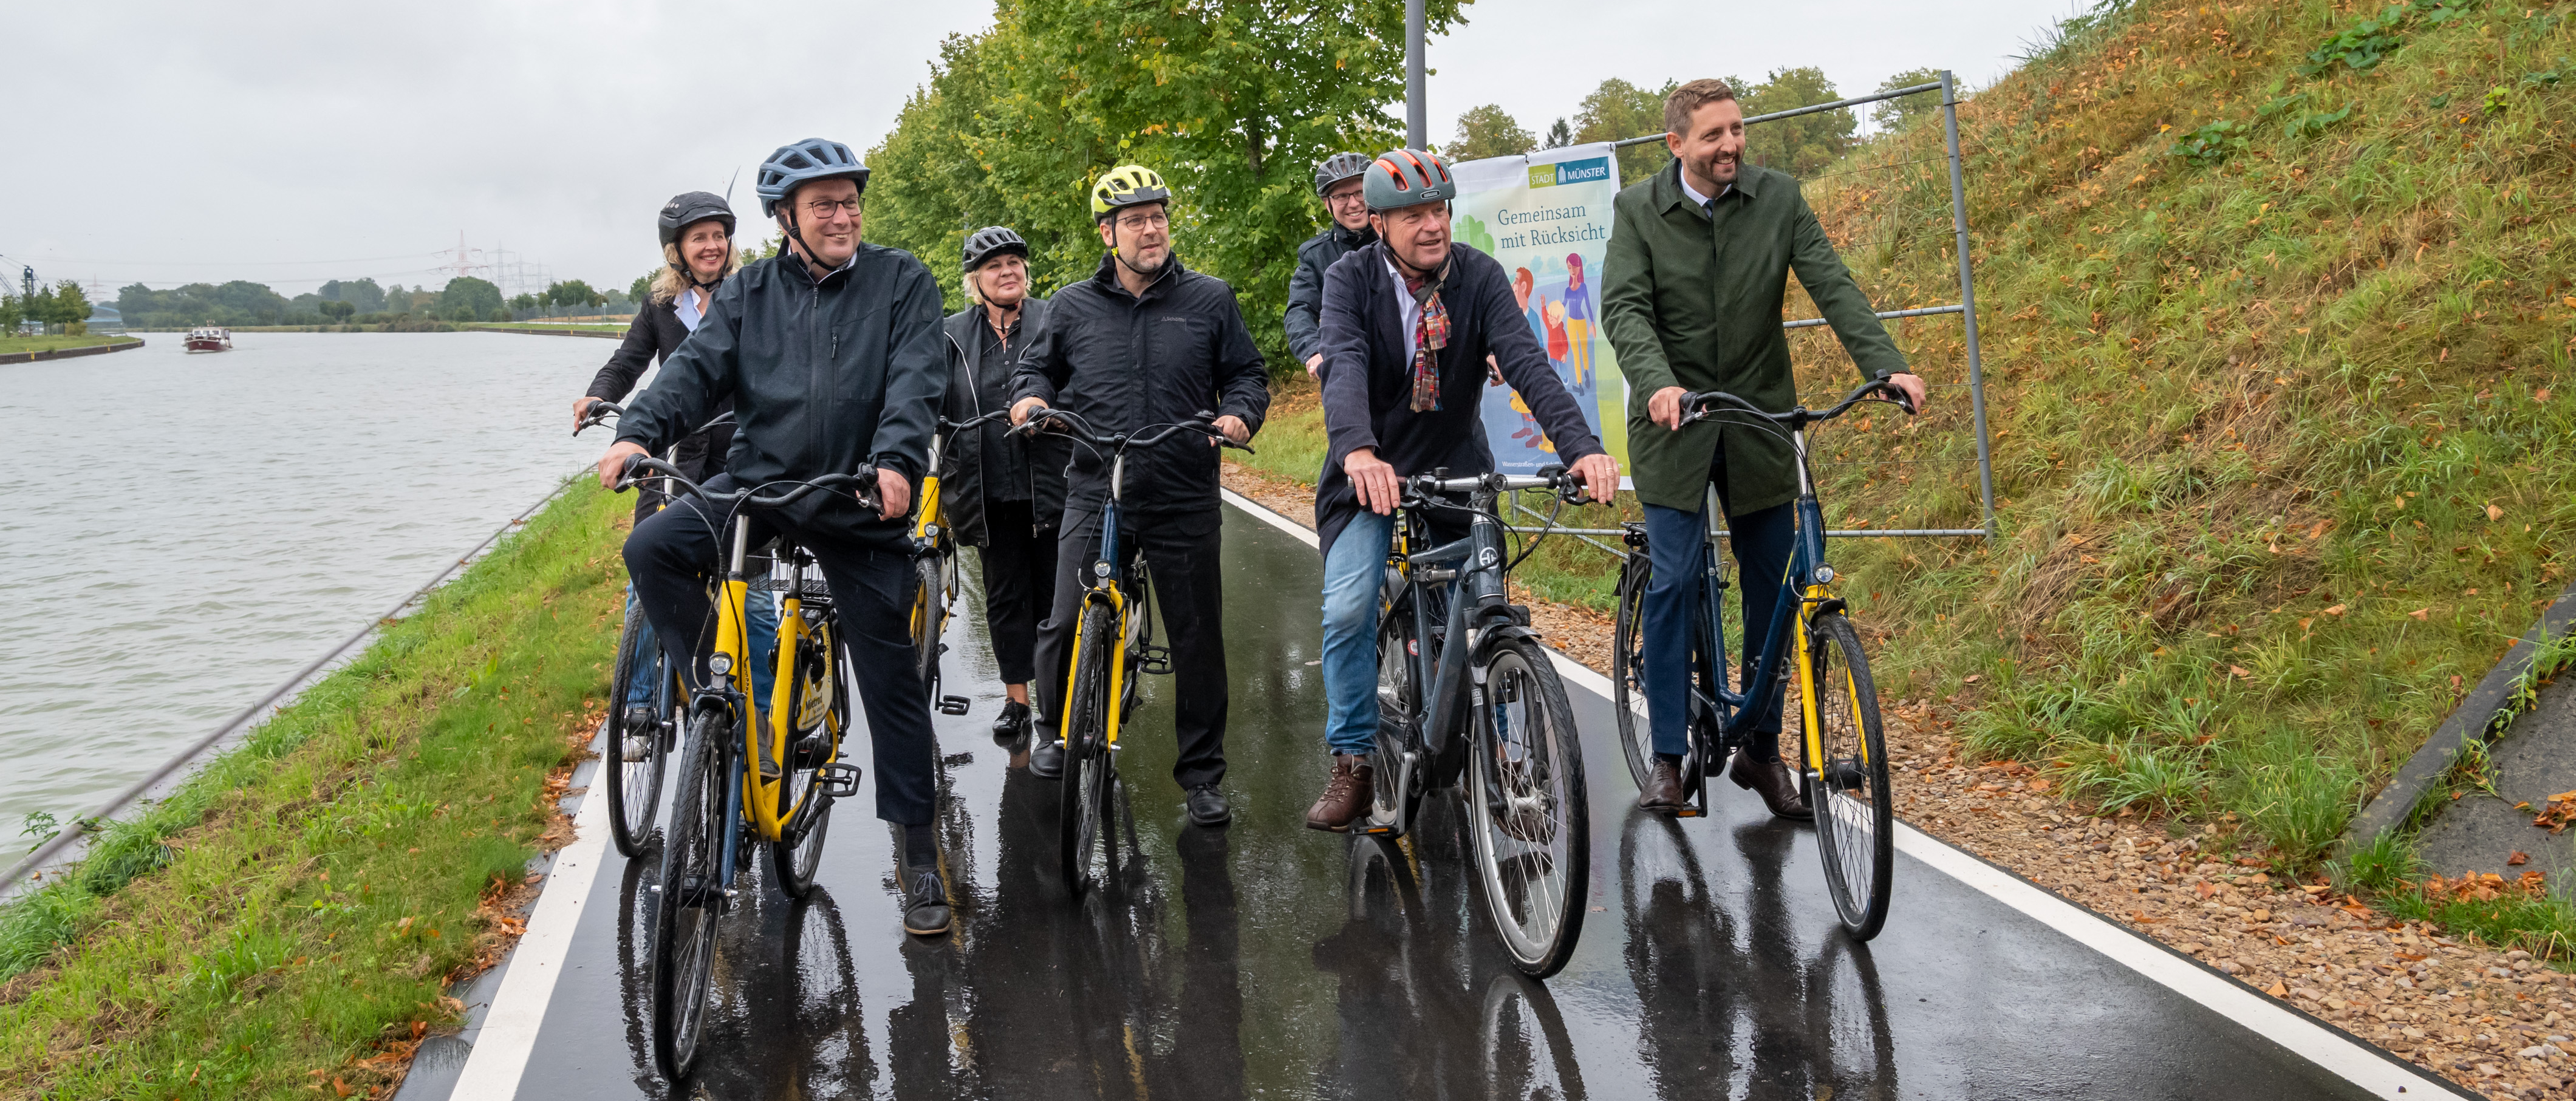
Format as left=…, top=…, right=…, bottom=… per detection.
left=443, top=501, right=2450, bottom=1100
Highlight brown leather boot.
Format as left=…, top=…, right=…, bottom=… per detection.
left=1729, top=752, right=1813, bottom=820
left=1637, top=758, right=1686, bottom=813
left=1304, top=755, right=1375, bottom=832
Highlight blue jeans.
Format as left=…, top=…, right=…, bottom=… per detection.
left=1641, top=496, right=1794, bottom=762
left=1320, top=510, right=1397, bottom=757
left=618, top=584, right=777, bottom=713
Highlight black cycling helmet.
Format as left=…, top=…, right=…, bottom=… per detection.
left=1364, top=149, right=1456, bottom=212
left=1313, top=152, right=1372, bottom=197
left=962, top=226, right=1028, bottom=270
left=756, top=138, right=869, bottom=216
left=658, top=191, right=736, bottom=247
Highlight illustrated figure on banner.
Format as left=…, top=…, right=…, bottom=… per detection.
left=1562, top=253, right=1594, bottom=387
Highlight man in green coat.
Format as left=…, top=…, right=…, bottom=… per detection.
left=1601, top=78, right=1929, bottom=818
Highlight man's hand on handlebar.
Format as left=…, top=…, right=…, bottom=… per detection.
left=875, top=467, right=911, bottom=520
left=1211, top=414, right=1249, bottom=448
left=1570, top=452, right=1620, bottom=506
left=1650, top=386, right=1689, bottom=431
left=1884, top=372, right=1928, bottom=414
left=1010, top=397, right=1048, bottom=428
left=1345, top=447, right=1401, bottom=515
left=573, top=396, right=601, bottom=433
left=598, top=441, right=649, bottom=489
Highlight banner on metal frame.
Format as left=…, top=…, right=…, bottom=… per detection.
left=1448, top=141, right=1628, bottom=477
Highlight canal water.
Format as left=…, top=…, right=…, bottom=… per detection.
left=0, top=332, right=615, bottom=832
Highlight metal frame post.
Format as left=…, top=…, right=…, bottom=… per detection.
left=1942, top=70, right=1997, bottom=538
left=1404, top=0, right=1426, bottom=148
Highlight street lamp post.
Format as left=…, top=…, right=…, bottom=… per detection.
left=1404, top=0, right=1426, bottom=149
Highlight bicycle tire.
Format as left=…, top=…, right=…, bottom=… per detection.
left=1463, top=639, right=1589, bottom=978
left=910, top=556, right=944, bottom=692
left=771, top=626, right=842, bottom=899
left=1804, top=612, right=1893, bottom=939
left=605, top=609, right=668, bottom=857
left=1057, top=602, right=1116, bottom=895
left=651, top=709, right=726, bottom=1082
left=1610, top=554, right=1655, bottom=792
left=1367, top=581, right=1426, bottom=831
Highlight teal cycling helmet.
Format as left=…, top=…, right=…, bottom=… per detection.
left=1363, top=149, right=1455, bottom=212
left=756, top=138, right=869, bottom=216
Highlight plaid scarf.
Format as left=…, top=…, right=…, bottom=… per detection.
left=1394, top=245, right=1452, bottom=412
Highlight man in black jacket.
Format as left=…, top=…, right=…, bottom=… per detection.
left=1009, top=163, right=1271, bottom=828
left=1301, top=149, right=1619, bottom=832
left=940, top=227, right=1068, bottom=742
left=1283, top=152, right=1377, bottom=379
left=595, top=138, right=955, bottom=936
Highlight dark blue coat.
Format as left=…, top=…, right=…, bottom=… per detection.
left=1314, top=241, right=1605, bottom=556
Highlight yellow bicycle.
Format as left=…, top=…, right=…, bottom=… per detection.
left=907, top=409, right=1010, bottom=714
left=613, top=456, right=867, bottom=1082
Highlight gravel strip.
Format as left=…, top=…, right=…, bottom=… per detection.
left=1224, top=460, right=2575, bottom=1100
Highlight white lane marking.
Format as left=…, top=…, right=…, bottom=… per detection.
left=1220, top=486, right=2447, bottom=1099
left=446, top=724, right=615, bottom=1100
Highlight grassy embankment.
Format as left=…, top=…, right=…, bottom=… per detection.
left=1242, top=0, right=2576, bottom=936
left=463, top=322, right=627, bottom=333
left=0, top=481, right=629, bottom=1097
left=0, top=334, right=132, bottom=354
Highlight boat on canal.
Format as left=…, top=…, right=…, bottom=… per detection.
left=183, top=327, right=232, bottom=352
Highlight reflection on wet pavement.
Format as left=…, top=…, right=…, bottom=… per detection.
left=507, top=505, right=2396, bottom=1100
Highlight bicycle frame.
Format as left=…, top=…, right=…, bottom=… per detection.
left=1389, top=473, right=1561, bottom=791
left=1058, top=448, right=1138, bottom=755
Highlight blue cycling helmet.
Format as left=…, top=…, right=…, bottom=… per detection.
left=756, top=138, right=869, bottom=216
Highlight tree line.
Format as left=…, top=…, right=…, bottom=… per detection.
left=111, top=275, right=643, bottom=329
left=1449, top=67, right=1950, bottom=186
left=2, top=281, right=95, bottom=335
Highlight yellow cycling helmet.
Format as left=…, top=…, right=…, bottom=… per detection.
left=1090, top=164, right=1172, bottom=221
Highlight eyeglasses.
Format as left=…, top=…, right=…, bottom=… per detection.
left=801, top=197, right=862, bottom=220
left=1112, top=210, right=1169, bottom=232
left=1324, top=188, right=1368, bottom=206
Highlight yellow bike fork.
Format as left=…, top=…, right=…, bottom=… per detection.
left=1055, top=587, right=1129, bottom=752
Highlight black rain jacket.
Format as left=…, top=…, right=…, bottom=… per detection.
left=586, top=297, right=735, bottom=482
left=615, top=245, right=946, bottom=548
left=1283, top=222, right=1376, bottom=365
left=940, top=296, right=1068, bottom=546
left=1315, top=241, right=1605, bottom=556
left=1011, top=251, right=1272, bottom=515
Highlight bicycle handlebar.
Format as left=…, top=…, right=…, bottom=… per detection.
left=615, top=455, right=883, bottom=514
left=575, top=399, right=625, bottom=436
left=1016, top=406, right=1255, bottom=455
left=940, top=407, right=1011, bottom=434
left=1402, top=465, right=1583, bottom=502
left=1681, top=370, right=1916, bottom=429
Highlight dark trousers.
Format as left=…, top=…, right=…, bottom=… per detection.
left=1641, top=462, right=1795, bottom=763
left=623, top=474, right=939, bottom=827
left=1034, top=505, right=1228, bottom=790
left=972, top=497, right=1059, bottom=686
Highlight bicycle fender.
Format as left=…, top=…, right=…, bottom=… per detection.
left=1467, top=623, right=1546, bottom=670
left=1810, top=598, right=1848, bottom=620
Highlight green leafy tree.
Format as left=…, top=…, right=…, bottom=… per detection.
left=629, top=272, right=654, bottom=305
left=864, top=0, right=1459, bottom=363
left=46, top=281, right=92, bottom=327
left=320, top=299, right=357, bottom=324
left=1449, top=103, right=1536, bottom=161
left=1574, top=77, right=1679, bottom=183
left=544, top=279, right=601, bottom=310
left=1, top=293, right=21, bottom=334
left=319, top=278, right=387, bottom=313
left=1741, top=66, right=1854, bottom=179
left=1870, top=67, right=1946, bottom=131
left=1542, top=117, right=1573, bottom=148
left=437, top=276, right=502, bottom=322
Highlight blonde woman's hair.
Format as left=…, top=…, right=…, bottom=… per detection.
left=962, top=264, right=986, bottom=306
left=651, top=240, right=741, bottom=305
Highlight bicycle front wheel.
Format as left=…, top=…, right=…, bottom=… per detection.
left=1057, top=602, right=1116, bottom=895
left=605, top=608, right=669, bottom=857
left=910, top=557, right=945, bottom=691
left=1464, top=639, right=1589, bottom=978
left=1805, top=612, right=1893, bottom=939
left=651, top=709, right=728, bottom=1082
left=1610, top=554, right=1655, bottom=791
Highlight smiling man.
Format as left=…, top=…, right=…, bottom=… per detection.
left=1602, top=80, right=1929, bottom=820
left=597, top=138, right=955, bottom=936
left=1285, top=152, right=1379, bottom=378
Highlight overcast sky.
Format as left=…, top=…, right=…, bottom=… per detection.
left=4, top=0, right=2077, bottom=299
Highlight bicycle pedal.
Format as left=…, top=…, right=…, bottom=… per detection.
left=937, top=695, right=972, bottom=715
left=1136, top=645, right=1174, bottom=676
left=815, top=762, right=863, bottom=799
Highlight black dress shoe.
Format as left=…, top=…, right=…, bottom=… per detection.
left=1638, top=759, right=1686, bottom=812
left=900, top=858, right=952, bottom=936
left=1729, top=752, right=1814, bottom=820
left=1185, top=784, right=1232, bottom=827
left=990, top=699, right=1030, bottom=742
left=1028, top=732, right=1065, bottom=779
